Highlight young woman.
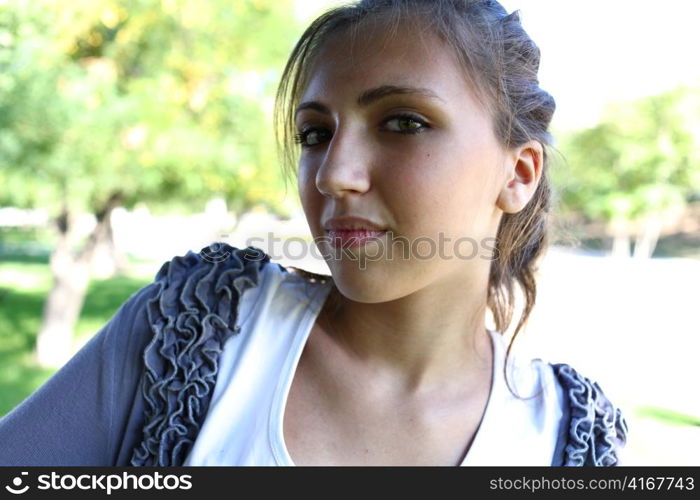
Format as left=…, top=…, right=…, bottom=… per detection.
left=0, top=0, right=627, bottom=466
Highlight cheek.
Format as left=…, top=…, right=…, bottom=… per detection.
left=387, top=145, right=469, bottom=201
left=383, top=142, right=499, bottom=236
left=378, top=150, right=452, bottom=234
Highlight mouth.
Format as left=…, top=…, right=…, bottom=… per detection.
left=323, top=216, right=387, bottom=231
left=325, top=229, right=388, bottom=248
left=322, top=216, right=389, bottom=249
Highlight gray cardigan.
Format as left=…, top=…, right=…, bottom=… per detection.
left=0, top=244, right=628, bottom=466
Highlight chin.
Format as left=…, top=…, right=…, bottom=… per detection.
left=332, top=280, right=397, bottom=305
left=324, top=258, right=383, bottom=300
left=325, top=255, right=416, bottom=304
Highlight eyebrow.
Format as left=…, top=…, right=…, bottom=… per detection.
left=294, top=85, right=445, bottom=118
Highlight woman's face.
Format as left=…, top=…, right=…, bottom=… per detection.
left=296, top=21, right=510, bottom=303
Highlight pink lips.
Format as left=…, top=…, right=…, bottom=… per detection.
left=323, top=216, right=388, bottom=248
left=326, top=229, right=388, bottom=248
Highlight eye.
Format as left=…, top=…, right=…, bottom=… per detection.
left=294, top=128, right=331, bottom=148
left=383, top=114, right=429, bottom=134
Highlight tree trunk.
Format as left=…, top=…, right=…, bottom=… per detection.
left=34, top=231, right=91, bottom=367
left=633, top=216, right=662, bottom=259
left=35, top=194, right=122, bottom=367
left=91, top=208, right=127, bottom=278
left=611, top=231, right=631, bottom=258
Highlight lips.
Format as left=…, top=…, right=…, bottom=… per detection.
left=322, top=216, right=389, bottom=249
left=325, top=229, right=387, bottom=249
left=323, top=216, right=386, bottom=231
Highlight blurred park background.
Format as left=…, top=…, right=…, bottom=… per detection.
left=1, top=0, right=698, bottom=465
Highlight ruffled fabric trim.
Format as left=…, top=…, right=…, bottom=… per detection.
left=552, top=363, right=629, bottom=466
left=130, top=244, right=270, bottom=466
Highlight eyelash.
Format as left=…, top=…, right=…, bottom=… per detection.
left=294, top=113, right=429, bottom=149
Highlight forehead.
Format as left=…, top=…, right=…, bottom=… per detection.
left=299, top=18, right=486, bottom=111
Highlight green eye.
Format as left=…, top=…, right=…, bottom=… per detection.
left=294, top=128, right=331, bottom=148
left=384, top=114, right=428, bottom=134
left=304, top=130, right=322, bottom=146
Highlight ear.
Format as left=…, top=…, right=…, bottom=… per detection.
left=496, top=140, right=544, bottom=214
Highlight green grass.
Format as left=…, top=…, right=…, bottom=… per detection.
left=0, top=254, right=150, bottom=416
left=635, top=406, right=700, bottom=427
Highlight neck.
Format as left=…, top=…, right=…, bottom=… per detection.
left=319, top=270, right=493, bottom=394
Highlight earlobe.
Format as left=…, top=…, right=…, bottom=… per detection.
left=496, top=140, right=543, bottom=214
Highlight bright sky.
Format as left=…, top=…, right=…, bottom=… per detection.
left=295, top=0, right=700, bottom=132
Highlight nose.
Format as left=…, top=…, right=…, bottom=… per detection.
left=315, top=125, right=371, bottom=198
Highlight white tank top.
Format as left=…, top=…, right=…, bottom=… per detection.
left=183, top=262, right=564, bottom=466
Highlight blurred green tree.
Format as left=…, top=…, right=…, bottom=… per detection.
left=0, top=0, right=300, bottom=366
left=554, top=86, right=700, bottom=257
